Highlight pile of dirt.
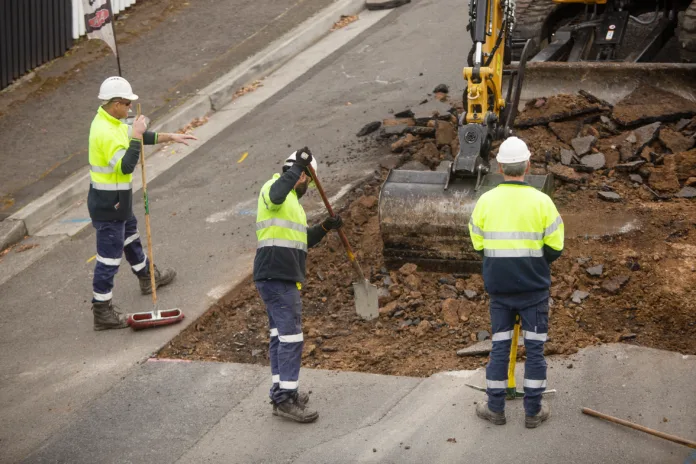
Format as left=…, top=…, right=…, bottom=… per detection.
left=159, top=85, right=696, bottom=377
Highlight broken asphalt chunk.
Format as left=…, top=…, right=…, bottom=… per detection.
left=586, top=265, right=604, bottom=277
left=615, top=160, right=646, bottom=172
left=560, top=149, right=576, bottom=166
left=433, top=83, right=449, bottom=94
left=548, top=164, right=587, bottom=184
left=357, top=121, right=381, bottom=137
left=675, top=186, right=696, bottom=198
left=571, top=135, right=597, bottom=157
left=612, top=86, right=696, bottom=127
left=602, top=275, right=630, bottom=294
left=581, top=152, right=606, bottom=170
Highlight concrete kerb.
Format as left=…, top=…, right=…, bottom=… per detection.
left=1, top=0, right=367, bottom=251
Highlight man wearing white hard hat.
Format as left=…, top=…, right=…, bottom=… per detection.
left=468, top=136, right=564, bottom=429
left=253, top=147, right=343, bottom=423
left=88, top=76, right=197, bottom=331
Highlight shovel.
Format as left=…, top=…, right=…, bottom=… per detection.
left=306, top=164, right=379, bottom=320
left=127, top=104, right=185, bottom=330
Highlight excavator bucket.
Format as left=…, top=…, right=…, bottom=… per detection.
left=378, top=62, right=696, bottom=273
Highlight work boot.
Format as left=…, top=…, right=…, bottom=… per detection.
left=476, top=401, right=506, bottom=425
left=272, top=391, right=310, bottom=416
left=92, top=301, right=129, bottom=331
left=525, top=402, right=550, bottom=429
left=138, top=265, right=176, bottom=295
left=274, top=395, right=319, bottom=423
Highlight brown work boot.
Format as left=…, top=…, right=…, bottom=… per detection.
left=476, top=401, right=506, bottom=425
left=273, top=391, right=310, bottom=416
left=275, top=395, right=319, bottom=423
left=139, top=265, right=176, bottom=295
left=92, top=301, right=129, bottom=331
left=525, top=402, right=550, bottom=429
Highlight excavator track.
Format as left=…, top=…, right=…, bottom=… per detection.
left=680, top=0, right=696, bottom=62
left=510, top=0, right=560, bottom=60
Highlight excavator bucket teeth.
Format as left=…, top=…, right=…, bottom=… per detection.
left=378, top=168, right=552, bottom=273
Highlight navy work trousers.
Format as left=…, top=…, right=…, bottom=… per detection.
left=92, top=215, right=148, bottom=302
left=486, top=295, right=549, bottom=416
left=256, top=279, right=304, bottom=404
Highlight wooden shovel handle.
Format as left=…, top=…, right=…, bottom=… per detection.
left=582, top=408, right=696, bottom=449
left=306, top=164, right=366, bottom=282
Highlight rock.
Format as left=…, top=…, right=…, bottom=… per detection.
left=252, top=349, right=263, bottom=357
left=633, top=122, right=662, bottom=149
left=571, top=135, right=596, bottom=157
left=398, top=160, right=430, bottom=171
left=414, top=142, right=440, bottom=168
left=393, top=310, right=405, bottom=318
left=620, top=333, right=637, bottom=341
left=379, top=301, right=400, bottom=317
left=581, top=152, right=606, bottom=170
left=454, top=279, right=467, bottom=292
left=625, top=132, right=637, bottom=144
left=404, top=274, right=421, bottom=290
left=686, top=177, right=696, bottom=186
left=357, top=121, right=381, bottom=137
left=390, top=133, right=418, bottom=152
left=435, top=121, right=455, bottom=147
left=629, top=174, right=643, bottom=184
left=322, top=346, right=339, bottom=352
left=438, top=285, right=458, bottom=300
left=307, top=328, right=322, bottom=338
left=405, top=126, right=436, bottom=137
left=442, top=298, right=469, bottom=326
left=560, top=149, right=576, bottom=166
left=649, top=155, right=680, bottom=193
left=383, top=118, right=416, bottom=127
left=463, top=289, right=478, bottom=300
left=415, top=320, right=431, bottom=337
left=675, top=187, right=696, bottom=199
left=377, top=287, right=392, bottom=306
left=571, top=290, right=589, bottom=304
left=439, top=276, right=456, bottom=286
left=602, top=275, right=630, bottom=294
left=303, top=344, right=316, bottom=358
left=365, top=0, right=411, bottom=10
left=433, top=83, right=449, bottom=94
left=675, top=148, right=696, bottom=180
left=598, top=191, right=622, bottom=202
left=399, top=263, right=418, bottom=276
left=548, top=164, right=587, bottom=184
left=477, top=330, right=490, bottom=341
left=615, top=160, right=646, bottom=172
left=660, top=127, right=695, bottom=153
left=394, top=109, right=414, bottom=118
left=586, top=265, right=604, bottom=277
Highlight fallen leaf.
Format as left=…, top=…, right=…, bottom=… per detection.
left=330, top=14, right=359, bottom=31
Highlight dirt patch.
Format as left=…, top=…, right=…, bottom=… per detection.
left=159, top=90, right=696, bottom=377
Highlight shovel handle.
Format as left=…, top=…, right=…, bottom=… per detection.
left=306, top=164, right=367, bottom=282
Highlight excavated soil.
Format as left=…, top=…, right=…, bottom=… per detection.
left=159, top=90, right=696, bottom=377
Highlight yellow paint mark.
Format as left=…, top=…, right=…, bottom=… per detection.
left=237, top=152, right=248, bottom=163
left=86, top=255, right=96, bottom=263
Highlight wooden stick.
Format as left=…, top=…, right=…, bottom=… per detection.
left=582, top=408, right=696, bottom=449
left=136, top=104, right=158, bottom=307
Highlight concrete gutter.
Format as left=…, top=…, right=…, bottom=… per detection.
left=0, top=0, right=366, bottom=251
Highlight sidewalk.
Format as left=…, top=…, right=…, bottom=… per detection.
left=0, top=0, right=335, bottom=221
left=23, top=345, right=696, bottom=464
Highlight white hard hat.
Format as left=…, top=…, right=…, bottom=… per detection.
left=98, top=76, right=139, bottom=101
left=284, top=151, right=318, bottom=186
left=497, top=136, right=531, bottom=164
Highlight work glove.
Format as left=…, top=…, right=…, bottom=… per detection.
left=322, top=215, right=343, bottom=231
left=293, top=147, right=313, bottom=168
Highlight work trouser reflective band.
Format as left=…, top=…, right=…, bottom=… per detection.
left=486, top=298, right=549, bottom=416
left=92, top=215, right=148, bottom=302
left=256, top=279, right=304, bottom=404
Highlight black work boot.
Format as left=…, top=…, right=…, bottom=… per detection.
left=275, top=395, right=319, bottom=423
left=138, top=265, right=176, bottom=295
left=525, top=402, right=550, bottom=429
left=92, top=301, right=129, bottom=331
left=476, top=401, right=506, bottom=425
left=273, top=391, right=310, bottom=416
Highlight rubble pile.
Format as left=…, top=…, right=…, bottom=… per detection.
left=160, top=85, right=696, bottom=377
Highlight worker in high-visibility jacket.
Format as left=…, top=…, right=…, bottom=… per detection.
left=469, top=137, right=564, bottom=429
left=89, top=76, right=197, bottom=331
left=254, top=147, right=343, bottom=423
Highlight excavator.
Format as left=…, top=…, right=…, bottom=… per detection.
left=377, top=0, right=696, bottom=272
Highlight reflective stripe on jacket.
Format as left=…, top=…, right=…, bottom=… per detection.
left=469, top=181, right=564, bottom=295
left=253, top=174, right=309, bottom=283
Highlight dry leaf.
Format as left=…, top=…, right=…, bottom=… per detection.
left=330, top=15, right=359, bottom=31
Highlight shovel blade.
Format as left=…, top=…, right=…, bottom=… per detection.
left=352, top=280, right=379, bottom=320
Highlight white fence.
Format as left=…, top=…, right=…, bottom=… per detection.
left=71, top=0, right=137, bottom=39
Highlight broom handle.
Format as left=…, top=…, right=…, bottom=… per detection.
left=136, top=104, right=158, bottom=306
left=306, top=164, right=366, bottom=282
left=582, top=408, right=696, bottom=449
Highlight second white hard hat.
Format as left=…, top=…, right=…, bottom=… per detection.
left=497, top=136, right=531, bottom=164
left=98, top=76, right=139, bottom=101
left=284, top=151, right=318, bottom=186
